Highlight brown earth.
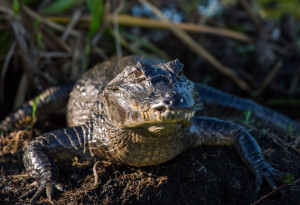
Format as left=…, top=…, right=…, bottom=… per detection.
left=0, top=107, right=299, bottom=205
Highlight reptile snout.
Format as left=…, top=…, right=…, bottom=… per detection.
left=150, top=92, right=194, bottom=111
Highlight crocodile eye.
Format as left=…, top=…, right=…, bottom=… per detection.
left=108, top=86, right=119, bottom=91
left=134, top=70, right=143, bottom=78
left=134, top=70, right=146, bottom=83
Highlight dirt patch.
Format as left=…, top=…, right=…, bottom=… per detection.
left=1, top=112, right=299, bottom=205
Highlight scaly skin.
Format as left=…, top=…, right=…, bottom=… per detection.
left=196, top=84, right=300, bottom=133
left=0, top=81, right=74, bottom=134
left=0, top=56, right=298, bottom=203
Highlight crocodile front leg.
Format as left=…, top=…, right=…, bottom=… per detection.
left=22, top=124, right=93, bottom=202
left=189, top=116, right=283, bottom=189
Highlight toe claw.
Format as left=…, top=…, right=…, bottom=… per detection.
left=21, top=180, right=66, bottom=202
left=264, top=172, right=277, bottom=190
left=55, top=183, right=66, bottom=192
left=20, top=186, right=37, bottom=199
left=31, top=185, right=46, bottom=202
left=254, top=162, right=284, bottom=190
left=46, top=184, right=54, bottom=201
left=255, top=174, right=263, bottom=191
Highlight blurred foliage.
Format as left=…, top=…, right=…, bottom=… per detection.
left=0, top=28, right=11, bottom=55
left=282, top=173, right=295, bottom=186
left=0, top=0, right=299, bottom=95
left=22, top=0, right=39, bottom=5
left=30, top=94, right=40, bottom=131
left=256, top=0, right=300, bottom=20
left=85, top=0, right=104, bottom=68
left=42, top=0, right=81, bottom=14
left=86, top=0, right=103, bottom=39
left=236, top=44, right=255, bottom=60
left=243, top=110, right=252, bottom=124
left=36, top=32, right=42, bottom=48
left=267, top=98, right=300, bottom=105
left=120, top=31, right=169, bottom=59
left=13, top=0, right=20, bottom=18
left=221, top=0, right=237, bottom=7
left=203, top=0, right=300, bottom=21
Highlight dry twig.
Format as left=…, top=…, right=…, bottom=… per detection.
left=138, top=0, right=251, bottom=92
left=22, top=5, right=81, bottom=38
left=252, top=178, right=300, bottom=205
left=61, top=9, right=83, bottom=41
left=271, top=133, right=300, bottom=156
left=93, top=161, right=102, bottom=186
left=238, top=0, right=264, bottom=31
left=256, top=61, right=283, bottom=95
left=107, top=15, right=253, bottom=43
left=47, top=14, right=253, bottom=43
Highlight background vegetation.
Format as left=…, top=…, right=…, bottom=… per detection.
left=0, top=0, right=299, bottom=204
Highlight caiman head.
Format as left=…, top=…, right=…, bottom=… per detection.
left=103, top=59, right=202, bottom=135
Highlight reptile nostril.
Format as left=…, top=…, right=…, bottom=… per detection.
left=152, top=104, right=165, bottom=111
left=164, top=100, right=171, bottom=105
left=151, top=99, right=175, bottom=111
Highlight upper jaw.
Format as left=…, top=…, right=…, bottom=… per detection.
left=139, top=107, right=196, bottom=123
left=136, top=108, right=196, bottom=135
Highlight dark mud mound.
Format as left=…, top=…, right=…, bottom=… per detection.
left=1, top=114, right=299, bottom=205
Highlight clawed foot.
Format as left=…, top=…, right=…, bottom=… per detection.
left=254, top=162, right=286, bottom=190
left=20, top=180, right=66, bottom=203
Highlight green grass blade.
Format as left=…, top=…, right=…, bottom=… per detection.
left=243, top=110, right=252, bottom=124
left=42, top=0, right=81, bottom=14
left=30, top=95, right=41, bottom=132
left=121, top=31, right=169, bottom=59
left=13, top=0, right=20, bottom=18
left=86, top=0, right=104, bottom=39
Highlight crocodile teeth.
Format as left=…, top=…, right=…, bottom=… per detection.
left=141, top=109, right=195, bottom=121
left=155, top=111, right=161, bottom=121
left=183, top=112, right=195, bottom=121
left=145, top=111, right=149, bottom=120
left=185, top=113, right=189, bottom=119
left=186, top=114, right=190, bottom=121
left=141, top=111, right=145, bottom=119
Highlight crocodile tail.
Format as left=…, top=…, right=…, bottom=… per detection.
left=196, top=83, right=300, bottom=134
left=0, top=81, right=75, bottom=136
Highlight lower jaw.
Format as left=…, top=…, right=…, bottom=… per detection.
left=125, top=123, right=185, bottom=135
left=148, top=123, right=181, bottom=134
left=122, top=117, right=193, bottom=134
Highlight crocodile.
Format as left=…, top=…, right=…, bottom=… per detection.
left=1, top=55, right=299, bottom=202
